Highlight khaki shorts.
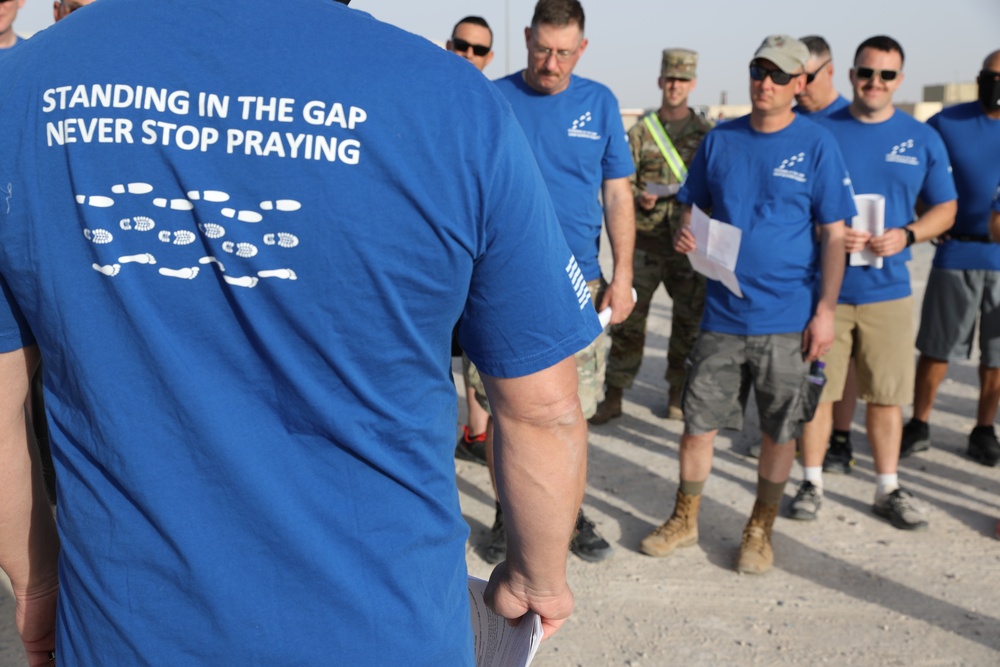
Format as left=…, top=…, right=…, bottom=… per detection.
left=820, top=297, right=914, bottom=405
left=470, top=278, right=606, bottom=419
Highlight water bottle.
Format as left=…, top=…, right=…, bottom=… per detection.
left=803, top=361, right=826, bottom=421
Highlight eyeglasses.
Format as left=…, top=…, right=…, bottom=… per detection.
left=749, top=64, right=801, bottom=86
left=805, top=59, right=831, bottom=84
left=530, top=43, right=580, bottom=63
left=854, top=67, right=900, bottom=82
left=450, top=38, right=491, bottom=58
left=979, top=70, right=1000, bottom=82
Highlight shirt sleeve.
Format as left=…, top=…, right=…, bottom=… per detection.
left=810, top=131, right=858, bottom=225
left=0, top=273, right=34, bottom=353
left=600, top=91, right=635, bottom=181
left=676, top=138, right=711, bottom=210
left=919, top=125, right=958, bottom=207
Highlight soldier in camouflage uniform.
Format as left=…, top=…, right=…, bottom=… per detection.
left=591, top=48, right=712, bottom=424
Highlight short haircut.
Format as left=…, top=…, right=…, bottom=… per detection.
left=855, top=35, right=905, bottom=66
left=452, top=16, right=493, bottom=44
left=800, top=35, right=832, bottom=59
left=530, top=0, right=585, bottom=33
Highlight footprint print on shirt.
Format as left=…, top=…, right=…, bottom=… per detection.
left=222, top=241, right=258, bottom=258
left=111, top=183, right=154, bottom=195
left=120, top=216, right=156, bottom=232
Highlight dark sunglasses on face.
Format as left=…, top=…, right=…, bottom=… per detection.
left=805, top=59, right=831, bottom=84
left=749, top=64, right=801, bottom=86
left=980, top=70, right=1000, bottom=82
left=855, top=67, right=899, bottom=82
left=451, top=38, right=491, bottom=57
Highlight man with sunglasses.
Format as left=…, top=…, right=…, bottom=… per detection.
left=795, top=36, right=957, bottom=531
left=903, top=50, right=1000, bottom=468
left=794, top=35, right=849, bottom=119
left=640, top=35, right=853, bottom=575
left=446, top=16, right=494, bottom=72
left=482, top=0, right=635, bottom=564
left=0, top=0, right=24, bottom=53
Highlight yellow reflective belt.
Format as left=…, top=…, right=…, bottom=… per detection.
left=642, top=112, right=687, bottom=184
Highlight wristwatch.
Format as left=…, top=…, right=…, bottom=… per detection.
left=903, top=226, right=916, bottom=247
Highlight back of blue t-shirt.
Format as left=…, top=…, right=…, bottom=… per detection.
left=818, top=107, right=957, bottom=305
left=493, top=73, right=634, bottom=281
left=0, top=1, right=600, bottom=664
left=795, top=94, right=850, bottom=120
left=678, top=115, right=856, bottom=335
left=927, top=102, right=1000, bottom=270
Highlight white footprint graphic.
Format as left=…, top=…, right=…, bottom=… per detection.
left=187, top=190, right=230, bottom=203
left=92, top=263, right=120, bottom=276
left=153, top=198, right=195, bottom=211
left=258, top=269, right=297, bottom=280
left=76, top=195, right=115, bottom=208
left=221, top=208, right=264, bottom=223
left=111, top=183, right=153, bottom=195
left=263, top=232, right=299, bottom=248
left=259, top=199, right=301, bottom=212
left=224, top=275, right=259, bottom=288
left=119, top=253, right=156, bottom=265
left=158, top=230, right=196, bottom=245
left=159, top=267, right=199, bottom=280
left=221, top=241, right=258, bottom=258
left=198, top=256, right=226, bottom=272
left=120, top=216, right=156, bottom=231
left=199, top=223, right=225, bottom=239
left=84, top=228, right=113, bottom=244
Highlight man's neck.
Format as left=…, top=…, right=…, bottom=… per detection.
left=816, top=89, right=841, bottom=112
left=849, top=101, right=894, bottom=124
left=982, top=103, right=1000, bottom=121
left=0, top=30, right=18, bottom=50
left=750, top=107, right=795, bottom=134
left=658, top=105, right=689, bottom=124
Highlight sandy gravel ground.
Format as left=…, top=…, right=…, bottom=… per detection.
left=2, top=244, right=998, bottom=666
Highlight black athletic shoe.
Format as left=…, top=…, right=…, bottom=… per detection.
left=900, top=419, right=931, bottom=458
left=455, top=426, right=488, bottom=466
left=483, top=504, right=506, bottom=564
left=967, top=425, right=1000, bottom=467
left=872, top=488, right=929, bottom=531
left=788, top=481, right=822, bottom=521
left=822, top=433, right=855, bottom=474
left=570, top=511, right=613, bottom=563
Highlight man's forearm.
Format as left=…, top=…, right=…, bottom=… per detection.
left=817, top=221, right=846, bottom=313
left=910, top=200, right=957, bottom=242
left=602, top=177, right=636, bottom=285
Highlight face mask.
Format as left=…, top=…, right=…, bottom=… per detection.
left=978, top=71, right=1000, bottom=111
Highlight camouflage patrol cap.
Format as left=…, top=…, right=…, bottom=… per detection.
left=661, top=49, right=698, bottom=79
left=753, top=35, right=809, bottom=74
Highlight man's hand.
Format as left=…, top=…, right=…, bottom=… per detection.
left=484, top=561, right=574, bottom=640
left=15, top=581, right=58, bottom=666
left=673, top=225, right=696, bottom=254
left=868, top=227, right=909, bottom=257
left=802, top=308, right=835, bottom=362
left=637, top=192, right=658, bottom=211
left=598, top=278, right=635, bottom=326
left=843, top=227, right=872, bottom=254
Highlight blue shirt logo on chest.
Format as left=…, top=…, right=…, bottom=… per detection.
left=567, top=111, right=601, bottom=141
left=885, top=139, right=920, bottom=166
left=773, top=152, right=807, bottom=183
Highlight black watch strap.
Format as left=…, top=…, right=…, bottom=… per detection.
left=903, top=226, right=916, bottom=247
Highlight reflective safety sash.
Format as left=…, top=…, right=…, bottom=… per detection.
left=642, top=112, right=687, bottom=184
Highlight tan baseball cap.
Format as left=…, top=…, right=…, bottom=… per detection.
left=752, top=35, right=809, bottom=74
left=661, top=49, right=698, bottom=79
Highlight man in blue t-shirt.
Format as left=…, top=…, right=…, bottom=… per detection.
left=473, top=0, right=636, bottom=566
left=794, top=36, right=957, bottom=532
left=794, top=35, right=850, bottom=119
left=0, top=1, right=600, bottom=663
left=0, top=0, right=24, bottom=52
left=902, top=51, right=1000, bottom=468
left=639, top=35, right=853, bottom=575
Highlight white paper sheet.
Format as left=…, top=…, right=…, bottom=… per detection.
left=850, top=193, right=885, bottom=269
left=468, top=576, right=542, bottom=667
left=644, top=182, right=680, bottom=198
left=689, top=204, right=743, bottom=297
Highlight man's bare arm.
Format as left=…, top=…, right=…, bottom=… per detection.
left=867, top=200, right=957, bottom=257
left=803, top=221, right=846, bottom=361
left=481, top=357, right=586, bottom=639
left=599, top=176, right=636, bottom=325
left=0, top=346, right=59, bottom=665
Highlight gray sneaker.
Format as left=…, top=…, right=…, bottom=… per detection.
left=872, top=488, right=929, bottom=531
left=788, top=481, right=822, bottom=521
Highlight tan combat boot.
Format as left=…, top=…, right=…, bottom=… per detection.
left=589, top=386, right=623, bottom=425
left=639, top=490, right=701, bottom=557
left=666, top=384, right=684, bottom=421
left=737, top=500, right=780, bottom=574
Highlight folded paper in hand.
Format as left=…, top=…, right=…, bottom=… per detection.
left=468, top=576, right=543, bottom=667
left=850, top=194, right=885, bottom=269
left=687, top=204, right=743, bottom=297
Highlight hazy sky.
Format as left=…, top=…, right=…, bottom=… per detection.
left=14, top=0, right=1000, bottom=109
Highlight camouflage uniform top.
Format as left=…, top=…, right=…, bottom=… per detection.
left=629, top=109, right=713, bottom=238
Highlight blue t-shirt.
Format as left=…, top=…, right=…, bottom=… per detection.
left=795, top=94, right=850, bottom=120
left=926, top=102, right=1000, bottom=270
left=678, top=114, right=856, bottom=335
left=0, top=1, right=601, bottom=664
left=493, top=73, right=634, bottom=281
left=818, top=108, right=957, bottom=305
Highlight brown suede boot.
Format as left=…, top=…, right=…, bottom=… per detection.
left=666, top=384, right=684, bottom=421
left=589, top=386, right=623, bottom=425
left=639, top=490, right=701, bottom=557
left=737, top=500, right=780, bottom=574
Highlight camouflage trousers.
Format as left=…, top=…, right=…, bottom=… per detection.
left=467, top=278, right=607, bottom=419
left=605, top=237, right=705, bottom=390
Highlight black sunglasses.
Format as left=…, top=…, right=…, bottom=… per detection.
left=451, top=38, right=491, bottom=57
left=749, top=64, right=801, bottom=86
left=855, top=67, right=899, bottom=82
left=805, top=59, right=831, bottom=84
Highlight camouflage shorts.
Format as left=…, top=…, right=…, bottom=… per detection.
left=683, top=331, right=811, bottom=444
left=469, top=278, right=607, bottom=419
